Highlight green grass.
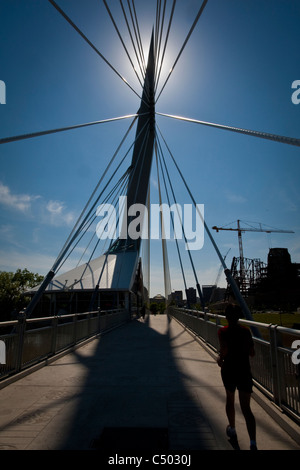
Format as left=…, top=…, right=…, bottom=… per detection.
left=208, top=312, right=300, bottom=329
left=251, top=312, right=300, bottom=329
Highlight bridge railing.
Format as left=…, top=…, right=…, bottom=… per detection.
left=0, top=309, right=129, bottom=384
left=169, top=307, right=300, bottom=424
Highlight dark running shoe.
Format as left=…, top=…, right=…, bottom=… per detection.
left=226, top=425, right=237, bottom=438
left=226, top=426, right=240, bottom=450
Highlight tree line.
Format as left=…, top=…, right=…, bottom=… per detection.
left=0, top=269, right=43, bottom=321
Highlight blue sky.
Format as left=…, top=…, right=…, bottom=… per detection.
left=0, top=0, right=300, bottom=298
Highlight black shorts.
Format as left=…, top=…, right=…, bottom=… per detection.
left=221, top=367, right=253, bottom=393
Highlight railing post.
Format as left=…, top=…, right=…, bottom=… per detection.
left=98, top=310, right=102, bottom=333
left=215, top=314, right=221, bottom=348
left=73, top=314, right=78, bottom=345
left=87, top=312, right=91, bottom=337
left=269, top=325, right=281, bottom=406
left=203, top=310, right=208, bottom=342
left=51, top=316, right=58, bottom=355
left=15, top=313, right=26, bottom=372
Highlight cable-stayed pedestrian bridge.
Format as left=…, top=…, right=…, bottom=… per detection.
left=0, top=310, right=299, bottom=451
left=0, top=1, right=300, bottom=451
left=1, top=306, right=300, bottom=450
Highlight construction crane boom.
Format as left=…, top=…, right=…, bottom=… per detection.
left=212, top=220, right=294, bottom=293
left=212, top=222, right=294, bottom=234
left=212, top=219, right=294, bottom=260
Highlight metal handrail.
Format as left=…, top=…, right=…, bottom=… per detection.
left=169, top=307, right=300, bottom=424
left=0, top=309, right=129, bottom=384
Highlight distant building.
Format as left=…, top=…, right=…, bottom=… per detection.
left=186, top=287, right=197, bottom=305
left=150, top=294, right=165, bottom=304
left=202, top=285, right=215, bottom=304
left=209, top=287, right=226, bottom=303
left=267, top=248, right=298, bottom=287
left=25, top=255, right=145, bottom=317
left=227, top=247, right=300, bottom=309
left=169, top=290, right=183, bottom=306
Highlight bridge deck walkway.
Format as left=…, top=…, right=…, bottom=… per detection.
left=0, top=314, right=299, bottom=451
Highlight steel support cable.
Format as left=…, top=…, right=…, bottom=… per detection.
left=154, top=0, right=176, bottom=94
left=117, top=123, right=151, bottom=272
left=154, top=0, right=161, bottom=87
left=58, top=168, right=131, bottom=275
left=48, top=0, right=142, bottom=101
left=89, top=175, right=130, bottom=310
left=77, top=171, right=130, bottom=280
left=64, top=173, right=131, bottom=291
left=154, top=0, right=160, bottom=70
left=155, top=0, right=208, bottom=102
left=155, top=141, right=172, bottom=303
left=131, top=127, right=151, bottom=210
left=57, top=170, right=130, bottom=275
left=155, top=0, right=162, bottom=54
left=55, top=116, right=151, bottom=274
left=119, top=0, right=145, bottom=81
left=157, top=138, right=205, bottom=309
left=0, top=114, right=140, bottom=145
left=96, top=173, right=130, bottom=257
left=131, top=0, right=146, bottom=73
left=126, top=0, right=146, bottom=75
left=92, top=181, right=128, bottom=260
left=154, top=0, right=172, bottom=92
left=32, top=115, right=148, bottom=302
left=88, top=248, right=110, bottom=311
left=155, top=124, right=259, bottom=328
left=155, top=122, right=232, bottom=269
left=155, top=132, right=205, bottom=308
left=154, top=139, right=188, bottom=295
left=54, top=115, right=138, bottom=268
left=102, top=0, right=144, bottom=90
left=102, top=175, right=130, bottom=251
left=141, top=190, right=151, bottom=299
left=89, top=178, right=137, bottom=311
left=111, top=125, right=152, bottom=290
left=64, top=174, right=129, bottom=303
left=23, top=117, right=138, bottom=318
left=24, top=167, right=131, bottom=317
left=156, top=112, right=300, bottom=148
left=154, top=0, right=167, bottom=86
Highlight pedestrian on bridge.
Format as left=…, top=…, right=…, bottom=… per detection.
left=217, top=303, right=257, bottom=450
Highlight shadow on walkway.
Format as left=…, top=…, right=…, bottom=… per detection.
left=56, top=314, right=224, bottom=451
left=2, top=314, right=298, bottom=451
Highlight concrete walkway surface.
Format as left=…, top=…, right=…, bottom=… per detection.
left=0, top=314, right=299, bottom=452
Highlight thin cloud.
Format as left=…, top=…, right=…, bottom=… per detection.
left=45, top=200, right=76, bottom=227
left=0, top=249, right=55, bottom=275
left=277, top=189, right=298, bottom=212
left=225, top=191, right=247, bottom=204
left=0, top=181, right=76, bottom=227
left=0, top=181, right=39, bottom=212
left=0, top=249, right=81, bottom=276
left=0, top=224, right=23, bottom=248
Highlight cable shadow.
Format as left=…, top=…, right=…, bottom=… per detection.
left=0, top=314, right=293, bottom=451
left=55, top=313, right=228, bottom=451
